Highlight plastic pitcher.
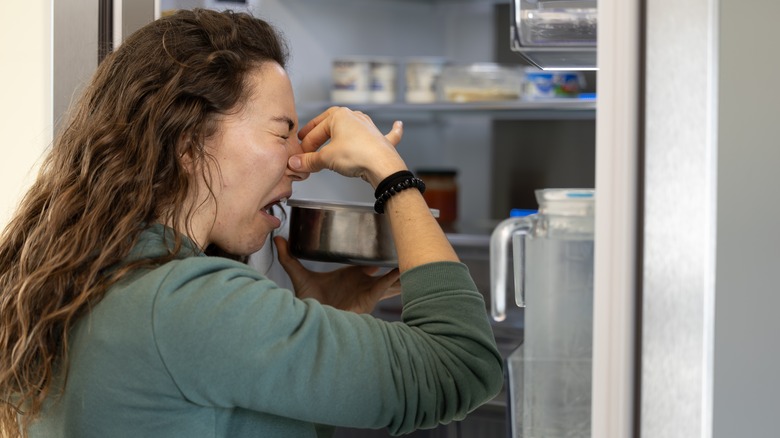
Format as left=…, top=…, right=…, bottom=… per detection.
left=490, top=188, right=595, bottom=438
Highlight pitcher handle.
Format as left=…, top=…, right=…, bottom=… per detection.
left=490, top=216, right=532, bottom=321
left=512, top=230, right=527, bottom=308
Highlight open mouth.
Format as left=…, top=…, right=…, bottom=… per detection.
left=262, top=197, right=288, bottom=216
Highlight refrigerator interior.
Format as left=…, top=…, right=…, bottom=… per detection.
left=46, top=1, right=780, bottom=436
left=157, top=1, right=597, bottom=437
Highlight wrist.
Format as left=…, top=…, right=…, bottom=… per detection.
left=366, top=159, right=409, bottom=189
left=373, top=171, right=426, bottom=214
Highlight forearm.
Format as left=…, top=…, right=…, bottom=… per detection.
left=383, top=187, right=459, bottom=273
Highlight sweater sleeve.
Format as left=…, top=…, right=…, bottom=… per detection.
left=150, top=258, right=504, bottom=435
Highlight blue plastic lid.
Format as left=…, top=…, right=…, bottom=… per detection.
left=510, top=208, right=537, bottom=217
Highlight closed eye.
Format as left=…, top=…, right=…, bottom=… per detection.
left=271, top=115, right=296, bottom=139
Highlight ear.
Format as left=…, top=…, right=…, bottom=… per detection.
left=177, top=133, right=198, bottom=174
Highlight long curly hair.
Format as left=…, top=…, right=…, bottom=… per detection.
left=0, top=9, right=288, bottom=436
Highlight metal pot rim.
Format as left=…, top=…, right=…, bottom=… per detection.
left=286, top=198, right=440, bottom=218
left=286, top=198, right=376, bottom=213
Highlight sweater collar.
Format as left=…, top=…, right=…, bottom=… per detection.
left=129, top=223, right=205, bottom=261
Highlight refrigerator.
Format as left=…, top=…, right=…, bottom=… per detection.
left=43, top=0, right=780, bottom=437
left=595, top=2, right=780, bottom=437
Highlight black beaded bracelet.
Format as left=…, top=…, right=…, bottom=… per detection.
left=373, top=176, right=426, bottom=214
left=374, top=170, right=415, bottom=199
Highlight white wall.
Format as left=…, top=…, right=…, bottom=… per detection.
left=0, top=0, right=51, bottom=226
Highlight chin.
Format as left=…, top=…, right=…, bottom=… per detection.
left=203, top=244, right=249, bottom=262
left=212, top=236, right=269, bottom=258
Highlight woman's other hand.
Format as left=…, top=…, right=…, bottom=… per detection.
left=273, top=236, right=400, bottom=314
left=289, top=107, right=407, bottom=188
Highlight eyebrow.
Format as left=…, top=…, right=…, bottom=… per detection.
left=271, top=115, right=295, bottom=132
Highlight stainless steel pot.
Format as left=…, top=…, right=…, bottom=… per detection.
left=286, top=198, right=437, bottom=266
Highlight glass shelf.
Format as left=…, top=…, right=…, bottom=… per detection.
left=297, top=99, right=596, bottom=121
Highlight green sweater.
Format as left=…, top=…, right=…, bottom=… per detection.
left=30, top=224, right=503, bottom=437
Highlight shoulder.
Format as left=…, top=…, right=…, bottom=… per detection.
left=159, top=255, right=267, bottom=286
left=110, top=255, right=288, bottom=313
left=147, top=256, right=285, bottom=304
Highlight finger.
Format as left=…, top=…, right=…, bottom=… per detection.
left=298, top=119, right=333, bottom=154
left=384, top=120, right=404, bottom=147
left=288, top=151, right=326, bottom=174
left=360, top=265, right=381, bottom=276
left=273, top=235, right=295, bottom=266
left=374, top=268, right=401, bottom=297
left=379, top=277, right=402, bottom=301
left=297, top=106, right=339, bottom=141
left=380, top=287, right=401, bottom=301
left=299, top=106, right=352, bottom=152
left=273, top=236, right=308, bottom=278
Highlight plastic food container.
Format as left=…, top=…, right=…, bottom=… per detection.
left=369, top=58, right=398, bottom=103
left=439, top=63, right=524, bottom=103
left=404, top=57, right=448, bottom=103
left=331, top=57, right=371, bottom=103
left=522, top=68, right=586, bottom=99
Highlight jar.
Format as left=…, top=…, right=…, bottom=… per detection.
left=369, top=58, right=398, bottom=104
left=417, top=169, right=458, bottom=230
left=330, top=57, right=371, bottom=103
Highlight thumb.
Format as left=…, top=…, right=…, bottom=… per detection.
left=273, top=236, right=307, bottom=278
left=288, top=152, right=324, bottom=174
left=384, top=120, right=404, bottom=147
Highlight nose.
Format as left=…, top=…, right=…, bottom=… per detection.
left=287, top=138, right=310, bottom=181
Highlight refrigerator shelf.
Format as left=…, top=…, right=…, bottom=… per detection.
left=297, top=99, right=596, bottom=121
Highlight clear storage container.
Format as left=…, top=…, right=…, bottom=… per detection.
left=517, top=0, right=597, bottom=47
left=439, top=63, right=524, bottom=103
left=510, top=0, right=598, bottom=70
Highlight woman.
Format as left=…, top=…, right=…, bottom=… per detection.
left=0, top=9, right=503, bottom=438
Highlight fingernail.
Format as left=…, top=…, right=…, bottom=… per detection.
left=288, top=156, right=301, bottom=169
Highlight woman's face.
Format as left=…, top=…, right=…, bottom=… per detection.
left=190, top=62, right=308, bottom=256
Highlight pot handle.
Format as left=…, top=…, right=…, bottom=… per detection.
left=490, top=216, right=532, bottom=321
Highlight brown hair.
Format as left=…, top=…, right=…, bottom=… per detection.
left=0, top=9, right=288, bottom=435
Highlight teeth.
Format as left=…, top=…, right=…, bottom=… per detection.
left=262, top=198, right=287, bottom=214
